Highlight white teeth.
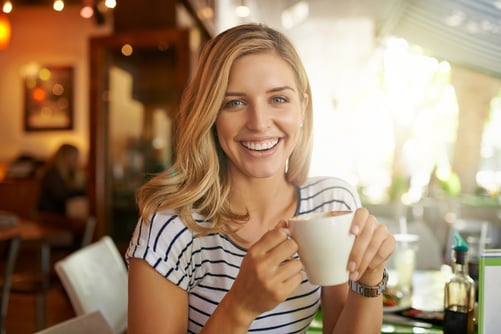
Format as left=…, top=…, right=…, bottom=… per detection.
left=242, top=139, right=279, bottom=151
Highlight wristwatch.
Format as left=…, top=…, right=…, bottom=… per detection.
left=348, top=268, right=389, bottom=297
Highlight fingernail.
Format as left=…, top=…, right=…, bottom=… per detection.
left=351, top=225, right=360, bottom=235
left=282, top=228, right=291, bottom=237
left=348, top=261, right=356, bottom=272
left=350, top=271, right=359, bottom=281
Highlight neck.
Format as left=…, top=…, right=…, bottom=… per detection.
left=232, top=174, right=295, bottom=215
left=228, top=174, right=297, bottom=247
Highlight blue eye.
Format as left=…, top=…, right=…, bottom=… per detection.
left=272, top=96, right=288, bottom=104
left=223, top=99, right=243, bottom=109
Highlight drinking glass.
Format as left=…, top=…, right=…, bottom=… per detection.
left=391, top=233, right=419, bottom=305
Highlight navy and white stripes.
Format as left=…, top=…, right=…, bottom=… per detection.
left=126, top=176, right=360, bottom=333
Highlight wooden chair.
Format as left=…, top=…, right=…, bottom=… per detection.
left=54, top=236, right=128, bottom=334
left=7, top=215, right=96, bottom=331
left=34, top=310, right=114, bottom=334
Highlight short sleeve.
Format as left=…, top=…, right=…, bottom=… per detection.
left=126, top=212, right=195, bottom=291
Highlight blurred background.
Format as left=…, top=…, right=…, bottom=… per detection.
left=1, top=0, right=500, bottom=250
left=1, top=1, right=501, bottom=332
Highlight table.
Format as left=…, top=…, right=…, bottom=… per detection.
left=0, top=217, right=72, bottom=331
left=307, top=269, right=452, bottom=334
left=383, top=269, right=449, bottom=333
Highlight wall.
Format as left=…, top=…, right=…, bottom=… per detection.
left=0, top=5, right=112, bottom=164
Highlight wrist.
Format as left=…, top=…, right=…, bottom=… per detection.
left=348, top=268, right=388, bottom=298
left=358, top=266, right=386, bottom=286
left=214, top=294, right=255, bottom=331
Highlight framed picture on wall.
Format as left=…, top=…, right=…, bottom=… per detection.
left=24, top=65, right=74, bottom=131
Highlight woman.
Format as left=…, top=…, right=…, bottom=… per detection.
left=37, top=143, right=87, bottom=236
left=127, top=23, right=395, bottom=333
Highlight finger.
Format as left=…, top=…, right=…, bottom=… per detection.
left=350, top=207, right=370, bottom=236
left=356, top=223, right=393, bottom=274
left=265, top=235, right=299, bottom=268
left=348, top=213, right=378, bottom=279
left=263, top=259, right=303, bottom=302
left=277, top=257, right=303, bottom=280
left=251, top=226, right=290, bottom=256
left=378, top=229, right=396, bottom=263
left=278, top=259, right=304, bottom=293
left=350, top=213, right=377, bottom=260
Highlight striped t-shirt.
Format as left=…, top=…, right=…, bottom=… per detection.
left=126, top=176, right=361, bottom=333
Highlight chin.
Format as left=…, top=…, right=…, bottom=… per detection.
left=247, top=168, right=284, bottom=179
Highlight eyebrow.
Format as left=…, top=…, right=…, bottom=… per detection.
left=225, top=85, right=296, bottom=97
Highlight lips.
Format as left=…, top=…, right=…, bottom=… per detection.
left=241, top=138, right=279, bottom=151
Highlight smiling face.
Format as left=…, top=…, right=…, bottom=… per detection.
left=215, top=52, right=308, bottom=181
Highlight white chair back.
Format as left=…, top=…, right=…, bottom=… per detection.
left=55, top=236, right=127, bottom=334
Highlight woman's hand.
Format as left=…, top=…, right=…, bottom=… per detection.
left=224, top=223, right=303, bottom=324
left=347, top=208, right=395, bottom=285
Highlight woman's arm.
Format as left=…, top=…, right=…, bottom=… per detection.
left=320, top=283, right=349, bottom=334
left=201, top=226, right=303, bottom=333
left=128, top=226, right=303, bottom=334
left=128, top=258, right=189, bottom=334
left=322, top=208, right=395, bottom=334
left=321, top=268, right=385, bottom=334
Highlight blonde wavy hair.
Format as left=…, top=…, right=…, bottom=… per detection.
left=137, top=23, right=314, bottom=235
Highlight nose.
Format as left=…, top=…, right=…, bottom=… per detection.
left=246, top=101, right=270, bottom=131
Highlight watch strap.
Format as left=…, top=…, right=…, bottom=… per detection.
left=348, top=268, right=389, bottom=297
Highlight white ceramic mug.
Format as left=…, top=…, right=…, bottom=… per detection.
left=288, top=210, right=355, bottom=286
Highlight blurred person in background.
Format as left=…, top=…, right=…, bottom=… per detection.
left=37, top=143, right=88, bottom=246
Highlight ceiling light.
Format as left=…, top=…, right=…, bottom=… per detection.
left=53, top=0, right=64, bottom=12
left=121, top=44, right=133, bottom=56
left=104, top=0, right=116, bottom=9
left=80, top=0, right=94, bottom=18
left=80, top=5, right=93, bottom=18
left=2, top=0, right=12, bottom=14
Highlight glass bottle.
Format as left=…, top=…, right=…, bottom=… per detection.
left=443, top=232, right=476, bottom=334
